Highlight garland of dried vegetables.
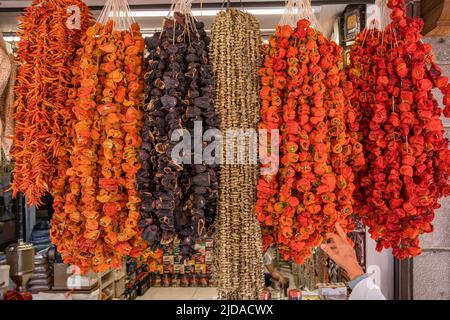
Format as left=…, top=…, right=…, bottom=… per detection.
left=139, top=4, right=219, bottom=258
left=51, top=12, right=147, bottom=273
left=210, top=8, right=264, bottom=300
left=0, top=34, right=15, bottom=166
left=255, top=17, right=364, bottom=265
left=349, top=0, right=450, bottom=259
left=50, top=4, right=93, bottom=265
left=12, top=0, right=91, bottom=206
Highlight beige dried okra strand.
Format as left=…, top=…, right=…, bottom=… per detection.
left=211, top=8, right=264, bottom=300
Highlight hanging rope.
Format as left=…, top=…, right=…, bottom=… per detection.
left=96, top=0, right=136, bottom=31
left=279, top=0, right=321, bottom=32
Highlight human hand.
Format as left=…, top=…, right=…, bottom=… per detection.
left=320, top=223, right=364, bottom=281
left=278, top=277, right=288, bottom=288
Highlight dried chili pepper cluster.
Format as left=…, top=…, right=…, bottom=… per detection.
left=349, top=0, right=450, bottom=258
left=12, top=0, right=91, bottom=206
left=255, top=19, right=364, bottom=265
left=139, top=12, right=219, bottom=257
left=210, top=8, right=264, bottom=300
left=51, top=20, right=147, bottom=273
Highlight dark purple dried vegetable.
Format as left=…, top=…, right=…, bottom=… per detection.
left=139, top=12, right=219, bottom=258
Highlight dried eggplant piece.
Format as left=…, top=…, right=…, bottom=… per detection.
left=186, top=106, right=202, bottom=117
left=138, top=218, right=153, bottom=228
left=141, top=225, right=160, bottom=244
left=145, top=37, right=161, bottom=50
left=193, top=97, right=211, bottom=109
left=163, top=77, right=180, bottom=89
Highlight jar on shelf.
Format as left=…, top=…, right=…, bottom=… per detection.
left=288, top=289, right=302, bottom=300
left=172, top=274, right=180, bottom=287
left=181, top=274, right=190, bottom=287
left=261, top=289, right=271, bottom=300
left=153, top=274, right=162, bottom=287
left=162, top=274, right=172, bottom=287
left=199, top=275, right=209, bottom=287
left=190, top=274, right=198, bottom=287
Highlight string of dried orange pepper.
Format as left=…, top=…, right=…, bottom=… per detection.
left=52, top=19, right=147, bottom=274
left=50, top=1, right=93, bottom=259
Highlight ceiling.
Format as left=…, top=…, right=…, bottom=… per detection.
left=0, top=1, right=372, bottom=36
left=0, top=1, right=371, bottom=7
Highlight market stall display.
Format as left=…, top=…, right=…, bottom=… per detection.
left=146, top=236, right=214, bottom=287
left=139, top=0, right=219, bottom=256
left=210, top=7, right=264, bottom=300
left=11, top=0, right=92, bottom=206
left=255, top=0, right=364, bottom=265
left=0, top=0, right=449, bottom=301
left=50, top=0, right=147, bottom=273
left=349, top=0, right=450, bottom=258
left=124, top=256, right=150, bottom=299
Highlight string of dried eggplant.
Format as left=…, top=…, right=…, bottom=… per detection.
left=11, top=0, right=91, bottom=206
left=210, top=8, right=264, bottom=300
left=139, top=8, right=219, bottom=257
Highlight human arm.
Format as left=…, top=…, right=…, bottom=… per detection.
left=320, top=223, right=386, bottom=300
left=263, top=248, right=288, bottom=287
left=265, top=263, right=288, bottom=286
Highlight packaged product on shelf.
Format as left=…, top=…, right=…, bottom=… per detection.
left=174, top=264, right=184, bottom=274
left=205, top=251, right=213, bottom=264
left=194, top=264, right=206, bottom=274
left=194, top=255, right=205, bottom=265
left=163, top=255, right=174, bottom=266
left=205, top=238, right=214, bottom=249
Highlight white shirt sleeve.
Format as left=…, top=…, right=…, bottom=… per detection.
left=349, top=276, right=386, bottom=300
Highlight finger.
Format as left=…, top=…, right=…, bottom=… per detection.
left=320, top=244, right=337, bottom=259
left=325, top=233, right=341, bottom=244
left=347, top=237, right=355, bottom=247
left=335, top=223, right=348, bottom=241
left=328, top=244, right=338, bottom=250
left=341, top=269, right=350, bottom=280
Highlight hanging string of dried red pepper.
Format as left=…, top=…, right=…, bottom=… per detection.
left=256, top=18, right=364, bottom=265
left=349, top=0, right=450, bottom=258
left=12, top=0, right=91, bottom=206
